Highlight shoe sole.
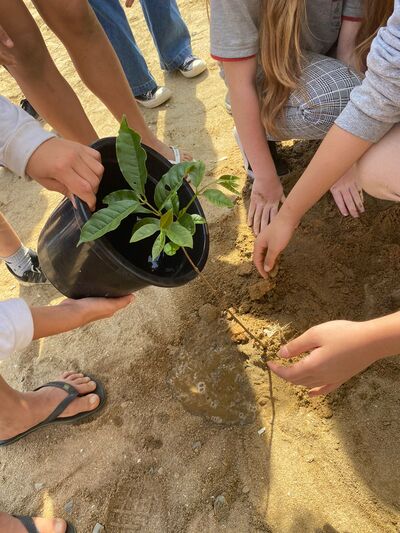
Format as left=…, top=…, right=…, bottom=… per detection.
left=179, top=63, right=207, bottom=79
left=136, top=91, right=172, bottom=109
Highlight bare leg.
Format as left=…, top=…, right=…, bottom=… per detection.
left=0, top=371, right=99, bottom=441
left=31, top=0, right=191, bottom=161
left=0, top=213, right=21, bottom=257
left=356, top=124, right=400, bottom=202
left=0, top=0, right=97, bottom=144
left=0, top=512, right=67, bottom=533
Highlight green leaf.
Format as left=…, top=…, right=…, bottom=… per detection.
left=160, top=208, right=174, bottom=230
left=187, top=160, right=206, bottom=188
left=217, top=175, right=241, bottom=195
left=130, top=218, right=160, bottom=243
left=116, top=117, right=148, bottom=196
left=154, top=161, right=196, bottom=212
left=152, top=232, right=165, bottom=260
left=164, top=242, right=180, bottom=256
left=79, top=200, right=139, bottom=244
left=165, top=221, right=193, bottom=248
left=103, top=189, right=138, bottom=204
left=191, top=214, right=206, bottom=225
left=203, top=188, right=234, bottom=208
left=179, top=213, right=195, bottom=235
left=103, top=190, right=153, bottom=214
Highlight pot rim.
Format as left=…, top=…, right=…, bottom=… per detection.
left=72, top=137, right=210, bottom=287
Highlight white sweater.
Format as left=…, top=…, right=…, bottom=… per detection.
left=0, top=95, right=55, bottom=178
left=0, top=96, right=54, bottom=359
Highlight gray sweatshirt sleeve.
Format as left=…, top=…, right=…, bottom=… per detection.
left=0, top=96, right=56, bottom=178
left=335, top=1, right=400, bottom=142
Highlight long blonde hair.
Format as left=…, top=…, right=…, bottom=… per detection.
left=354, top=0, right=394, bottom=70
left=259, top=0, right=305, bottom=136
left=259, top=0, right=393, bottom=136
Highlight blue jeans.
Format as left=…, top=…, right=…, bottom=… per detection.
left=88, top=0, right=192, bottom=96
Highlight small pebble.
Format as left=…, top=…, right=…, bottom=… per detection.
left=92, top=524, right=105, bottom=533
left=34, top=483, right=45, bottom=491
left=258, top=427, right=266, bottom=436
left=242, top=486, right=250, bottom=494
left=192, top=441, right=202, bottom=452
left=157, top=467, right=164, bottom=475
left=64, top=500, right=74, bottom=514
left=248, top=279, right=275, bottom=301
left=305, top=455, right=315, bottom=463
left=213, top=495, right=226, bottom=510
left=198, top=303, right=219, bottom=324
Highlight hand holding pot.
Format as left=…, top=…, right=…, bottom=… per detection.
left=26, top=138, right=104, bottom=211
left=248, top=174, right=284, bottom=236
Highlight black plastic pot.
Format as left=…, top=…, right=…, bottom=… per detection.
left=38, top=138, right=210, bottom=298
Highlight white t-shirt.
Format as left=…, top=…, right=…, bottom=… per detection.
left=0, top=299, right=34, bottom=360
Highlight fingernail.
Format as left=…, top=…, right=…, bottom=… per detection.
left=264, top=265, right=271, bottom=273
left=278, top=346, right=289, bottom=357
left=5, top=38, right=14, bottom=48
left=89, top=394, right=98, bottom=405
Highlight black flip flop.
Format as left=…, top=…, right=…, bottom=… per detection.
left=13, top=515, right=77, bottom=533
left=0, top=375, right=106, bottom=447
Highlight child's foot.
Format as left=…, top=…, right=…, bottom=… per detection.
left=135, top=86, right=172, bottom=109
left=178, top=55, right=207, bottom=79
left=3, top=247, right=47, bottom=284
left=0, top=513, right=68, bottom=533
left=0, top=372, right=100, bottom=442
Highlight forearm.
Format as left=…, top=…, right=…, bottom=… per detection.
left=280, top=125, right=371, bottom=223
left=224, top=62, right=276, bottom=180
left=336, top=20, right=362, bottom=71
left=363, top=311, right=400, bottom=361
left=31, top=301, right=88, bottom=340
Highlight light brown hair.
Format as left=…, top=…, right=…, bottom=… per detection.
left=354, top=0, right=394, bottom=70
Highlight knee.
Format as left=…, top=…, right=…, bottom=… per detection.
left=357, top=154, right=400, bottom=202
left=46, top=1, right=98, bottom=40
left=10, top=31, right=48, bottom=76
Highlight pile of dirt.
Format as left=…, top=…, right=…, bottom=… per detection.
left=0, top=1, right=398, bottom=532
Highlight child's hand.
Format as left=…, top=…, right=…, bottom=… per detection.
left=248, top=175, right=284, bottom=236
left=0, top=24, right=15, bottom=66
left=26, top=138, right=104, bottom=211
left=268, top=320, right=380, bottom=396
left=330, top=167, right=364, bottom=218
left=61, top=295, right=134, bottom=325
left=253, top=212, right=296, bottom=276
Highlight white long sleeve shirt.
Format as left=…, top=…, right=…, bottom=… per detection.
left=0, top=96, right=52, bottom=359
left=0, top=95, right=55, bottom=177
left=0, top=299, right=34, bottom=360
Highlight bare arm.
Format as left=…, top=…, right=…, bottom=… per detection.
left=253, top=125, right=371, bottom=275
left=268, top=310, right=400, bottom=396
left=224, top=59, right=283, bottom=234
left=336, top=19, right=362, bottom=71
left=31, top=296, right=133, bottom=340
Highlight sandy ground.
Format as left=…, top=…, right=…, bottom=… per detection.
left=0, top=1, right=399, bottom=532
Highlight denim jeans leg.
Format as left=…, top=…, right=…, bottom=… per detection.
left=89, top=0, right=157, bottom=96
left=139, top=0, right=192, bottom=71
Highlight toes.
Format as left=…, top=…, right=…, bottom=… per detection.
left=73, top=379, right=97, bottom=395
left=73, top=377, right=91, bottom=385
left=33, top=517, right=67, bottom=533
left=76, top=393, right=100, bottom=413
left=62, top=371, right=83, bottom=379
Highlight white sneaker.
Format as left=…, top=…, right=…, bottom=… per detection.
left=178, top=55, right=207, bottom=79
left=135, top=86, right=172, bottom=109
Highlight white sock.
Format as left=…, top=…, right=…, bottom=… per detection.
left=1, top=245, right=34, bottom=277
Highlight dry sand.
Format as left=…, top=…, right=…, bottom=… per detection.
left=0, top=1, right=399, bottom=532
